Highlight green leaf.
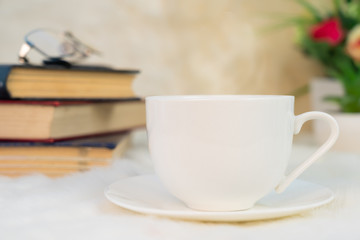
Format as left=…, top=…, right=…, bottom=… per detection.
left=332, top=0, right=359, bottom=29
left=295, top=0, right=323, bottom=21
left=337, top=10, right=358, bottom=29
left=332, top=0, right=341, bottom=11
left=324, top=95, right=360, bottom=112
left=260, top=19, right=307, bottom=33
left=259, top=15, right=315, bottom=34
left=345, top=80, right=360, bottom=97
left=324, top=95, right=342, bottom=104
left=288, top=84, right=309, bottom=97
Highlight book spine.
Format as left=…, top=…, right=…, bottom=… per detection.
left=0, top=65, right=12, bottom=99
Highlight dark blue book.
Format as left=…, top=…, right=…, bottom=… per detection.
left=0, top=64, right=140, bottom=100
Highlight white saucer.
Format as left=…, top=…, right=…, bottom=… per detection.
left=104, top=175, right=334, bottom=222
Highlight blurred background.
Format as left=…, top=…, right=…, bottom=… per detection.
left=0, top=0, right=328, bottom=114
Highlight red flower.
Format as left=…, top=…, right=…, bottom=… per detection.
left=309, top=18, right=344, bottom=46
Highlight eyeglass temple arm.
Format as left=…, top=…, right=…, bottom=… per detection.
left=18, top=43, right=32, bottom=63
left=65, top=31, right=101, bottom=56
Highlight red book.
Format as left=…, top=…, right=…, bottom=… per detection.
left=0, top=99, right=145, bottom=141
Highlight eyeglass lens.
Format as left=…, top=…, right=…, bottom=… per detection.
left=26, top=30, right=76, bottom=59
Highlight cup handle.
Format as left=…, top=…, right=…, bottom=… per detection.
left=275, top=111, right=339, bottom=193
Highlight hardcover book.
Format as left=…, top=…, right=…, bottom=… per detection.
left=0, top=99, right=145, bottom=141
left=0, top=131, right=132, bottom=177
left=0, top=64, right=140, bottom=99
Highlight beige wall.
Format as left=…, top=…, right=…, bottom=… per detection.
left=0, top=0, right=325, bottom=114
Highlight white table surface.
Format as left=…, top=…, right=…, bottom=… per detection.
left=1, top=129, right=360, bottom=240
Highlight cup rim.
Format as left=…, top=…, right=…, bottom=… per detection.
left=145, top=95, right=294, bottom=101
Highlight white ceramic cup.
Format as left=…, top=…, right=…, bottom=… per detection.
left=146, top=95, right=339, bottom=211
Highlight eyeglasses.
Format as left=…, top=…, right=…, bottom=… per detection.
left=18, top=29, right=100, bottom=65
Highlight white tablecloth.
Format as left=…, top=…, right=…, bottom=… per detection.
left=1, top=130, right=360, bottom=240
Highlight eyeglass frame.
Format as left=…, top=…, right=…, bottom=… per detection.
left=18, top=29, right=100, bottom=64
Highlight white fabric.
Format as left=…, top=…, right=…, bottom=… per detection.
left=1, top=130, right=360, bottom=240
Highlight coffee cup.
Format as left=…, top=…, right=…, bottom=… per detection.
left=146, top=95, right=339, bottom=211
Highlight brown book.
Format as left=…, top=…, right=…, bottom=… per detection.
left=0, top=132, right=132, bottom=177
left=0, top=64, right=140, bottom=99
left=0, top=99, right=145, bottom=140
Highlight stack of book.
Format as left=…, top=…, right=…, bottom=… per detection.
left=0, top=64, right=146, bottom=177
